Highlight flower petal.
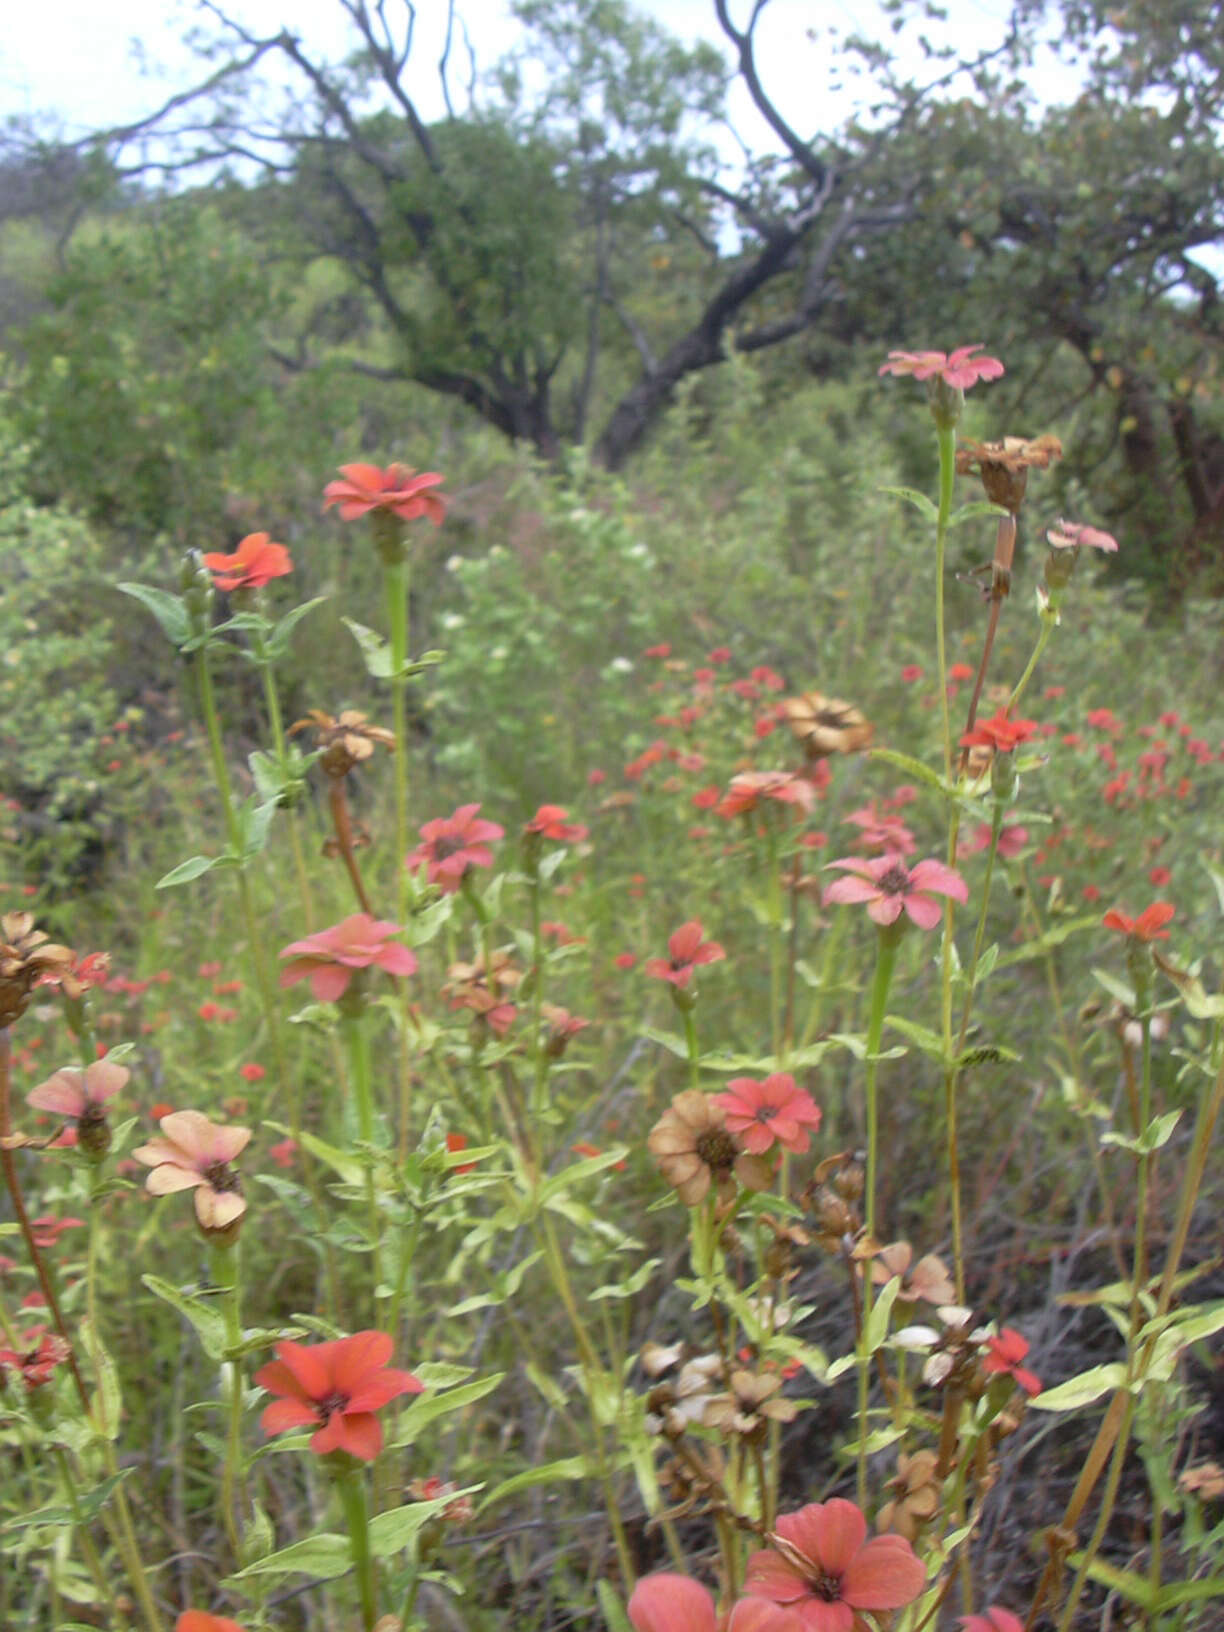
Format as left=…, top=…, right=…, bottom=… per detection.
left=628, top=1574, right=718, bottom=1632
left=840, top=1533, right=927, bottom=1610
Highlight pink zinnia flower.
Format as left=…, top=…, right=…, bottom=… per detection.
left=0, top=1326, right=71, bottom=1389
left=645, top=921, right=725, bottom=989
left=879, top=345, right=1004, bottom=389
left=960, top=1608, right=1024, bottom=1632
left=718, top=772, right=815, bottom=820
left=132, top=1111, right=251, bottom=1232
left=254, top=1330, right=422, bottom=1461
left=323, top=463, right=446, bottom=524
left=713, top=1074, right=822, bottom=1155
left=744, top=1498, right=926, bottom=1631
left=27, top=1058, right=128, bottom=1119
left=982, top=1327, right=1042, bottom=1396
left=842, top=803, right=916, bottom=855
left=959, top=710, right=1039, bottom=753
left=1046, top=519, right=1117, bottom=553
left=279, top=914, right=418, bottom=1002
left=201, top=533, right=292, bottom=591
left=824, top=854, right=968, bottom=930
left=1102, top=902, right=1174, bottom=943
left=29, top=1215, right=84, bottom=1248
left=406, top=804, right=504, bottom=893
left=628, top=1575, right=801, bottom=1632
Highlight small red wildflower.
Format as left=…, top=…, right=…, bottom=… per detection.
left=524, top=805, right=588, bottom=844
left=901, top=664, right=924, bottom=683
left=29, top=1216, right=84, bottom=1249
left=614, top=952, right=637, bottom=971
left=713, top=1074, right=822, bottom=1155
left=0, top=1326, right=71, bottom=1389
left=982, top=1327, right=1042, bottom=1396
left=824, top=854, right=967, bottom=930
left=445, top=1131, right=478, bottom=1174
left=644, top=643, right=672, bottom=658
left=269, top=1138, right=297, bottom=1169
left=718, top=771, right=815, bottom=820
left=1148, top=866, right=1172, bottom=887
left=240, top=1062, right=266, bottom=1082
left=1102, top=902, right=1175, bottom=942
left=959, top=709, right=1039, bottom=753
left=201, top=533, right=292, bottom=592
left=948, top=662, right=974, bottom=682
left=255, top=1330, right=422, bottom=1460
left=177, top=1613, right=249, bottom=1632
left=279, top=914, right=418, bottom=1002
left=323, top=463, right=446, bottom=524
left=744, top=1497, right=926, bottom=1629
left=407, top=804, right=504, bottom=892
left=879, top=345, right=1004, bottom=388
left=645, top=921, right=725, bottom=989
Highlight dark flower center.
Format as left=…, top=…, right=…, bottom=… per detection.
left=815, top=709, right=848, bottom=728
left=433, top=836, right=467, bottom=861
left=695, top=1128, right=737, bottom=1171
left=318, top=1389, right=350, bottom=1421
left=808, top=1569, right=843, bottom=1602
left=203, top=1161, right=239, bottom=1194
left=878, top=863, right=911, bottom=895
left=753, top=1105, right=778, bottom=1125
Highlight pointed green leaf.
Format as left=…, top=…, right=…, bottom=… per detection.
left=879, top=485, right=939, bottom=523
left=118, top=582, right=191, bottom=648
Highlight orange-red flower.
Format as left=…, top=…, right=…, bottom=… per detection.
left=982, top=1327, right=1042, bottom=1396
left=279, top=914, right=418, bottom=1002
left=743, top=1498, right=926, bottom=1631
left=713, top=1074, right=822, bottom=1155
left=0, top=1326, right=71, bottom=1388
left=645, top=920, right=725, bottom=989
left=628, top=1575, right=802, bottom=1632
left=407, top=804, right=505, bottom=893
left=718, top=771, right=815, bottom=820
left=524, top=805, right=589, bottom=844
left=323, top=463, right=446, bottom=524
left=201, top=533, right=292, bottom=591
left=254, top=1330, right=422, bottom=1460
left=1102, top=902, right=1175, bottom=942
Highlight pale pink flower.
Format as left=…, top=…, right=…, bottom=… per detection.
left=824, top=853, right=967, bottom=930
left=1046, top=519, right=1117, bottom=552
left=132, top=1111, right=251, bottom=1231
left=27, top=1058, right=128, bottom=1118
left=279, top=914, right=418, bottom=1002
left=879, top=345, right=1004, bottom=389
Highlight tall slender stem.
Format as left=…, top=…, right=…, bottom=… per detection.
left=857, top=927, right=899, bottom=1506
left=338, top=1463, right=378, bottom=1631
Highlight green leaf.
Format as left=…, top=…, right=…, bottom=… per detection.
left=387, top=1374, right=505, bottom=1448
left=0, top=1469, right=133, bottom=1534
left=265, top=1121, right=364, bottom=1185
left=79, top=1316, right=122, bottom=1439
left=343, top=617, right=398, bottom=679
left=448, top=1251, right=542, bottom=1315
left=537, top=1146, right=630, bottom=1204
left=1151, top=1575, right=1224, bottom=1611
left=879, top=485, right=939, bottom=523
left=1065, top=1551, right=1154, bottom=1609
left=1093, top=967, right=1137, bottom=1008
left=1029, top=1362, right=1126, bottom=1412
left=641, top=1025, right=691, bottom=1059
left=1101, top=1110, right=1181, bottom=1156
left=598, top=1580, right=636, bottom=1632
left=118, top=582, right=191, bottom=648
left=590, top=1258, right=660, bottom=1300
left=268, top=595, right=329, bottom=659
left=864, top=1274, right=902, bottom=1354
left=225, top=1531, right=350, bottom=1583
left=366, top=1487, right=483, bottom=1558
left=883, top=1014, right=945, bottom=1063
left=141, top=1274, right=228, bottom=1361
left=156, top=853, right=225, bottom=889
left=995, top=914, right=1099, bottom=969
left=947, top=499, right=1009, bottom=528
left=869, top=746, right=949, bottom=797
left=480, top=1455, right=596, bottom=1510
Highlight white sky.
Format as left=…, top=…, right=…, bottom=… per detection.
left=3, top=0, right=1042, bottom=160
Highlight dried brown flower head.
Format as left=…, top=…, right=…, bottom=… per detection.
left=871, top=1241, right=957, bottom=1308
left=703, top=1367, right=798, bottom=1443
left=292, top=709, right=395, bottom=779
left=956, top=434, right=1062, bottom=512
left=0, top=914, right=73, bottom=1029
left=877, top=1450, right=942, bottom=1540
left=647, top=1090, right=773, bottom=1206
left=782, top=693, right=873, bottom=759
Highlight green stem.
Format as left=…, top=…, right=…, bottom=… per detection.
left=383, top=555, right=411, bottom=918
left=934, top=422, right=957, bottom=781
left=342, top=1006, right=382, bottom=1301
left=1008, top=614, right=1055, bottom=714
left=857, top=927, right=899, bottom=1507
left=211, top=1239, right=247, bottom=1566
left=682, top=1006, right=701, bottom=1092
left=338, top=1463, right=378, bottom=1631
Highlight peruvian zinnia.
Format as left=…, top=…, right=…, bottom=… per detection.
left=743, top=1498, right=926, bottom=1631
left=254, top=1330, right=422, bottom=1460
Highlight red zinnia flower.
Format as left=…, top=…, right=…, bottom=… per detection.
left=628, top=1574, right=801, bottom=1632
left=254, top=1330, right=423, bottom=1461
left=645, top=921, right=725, bottom=989
left=201, top=533, right=292, bottom=592
left=1102, top=902, right=1175, bottom=942
left=323, top=463, right=446, bottom=524
left=824, top=854, right=967, bottom=931
left=407, top=804, right=504, bottom=893
left=982, top=1327, right=1042, bottom=1397
left=279, top=914, right=418, bottom=1002
left=177, top=1613, right=249, bottom=1632
left=960, top=1609, right=1024, bottom=1632
left=744, top=1497, right=926, bottom=1631
left=878, top=345, right=1004, bottom=389
left=713, top=1074, right=822, bottom=1155
left=29, top=1215, right=84, bottom=1249
left=524, top=805, right=589, bottom=844
left=959, top=709, right=1039, bottom=753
